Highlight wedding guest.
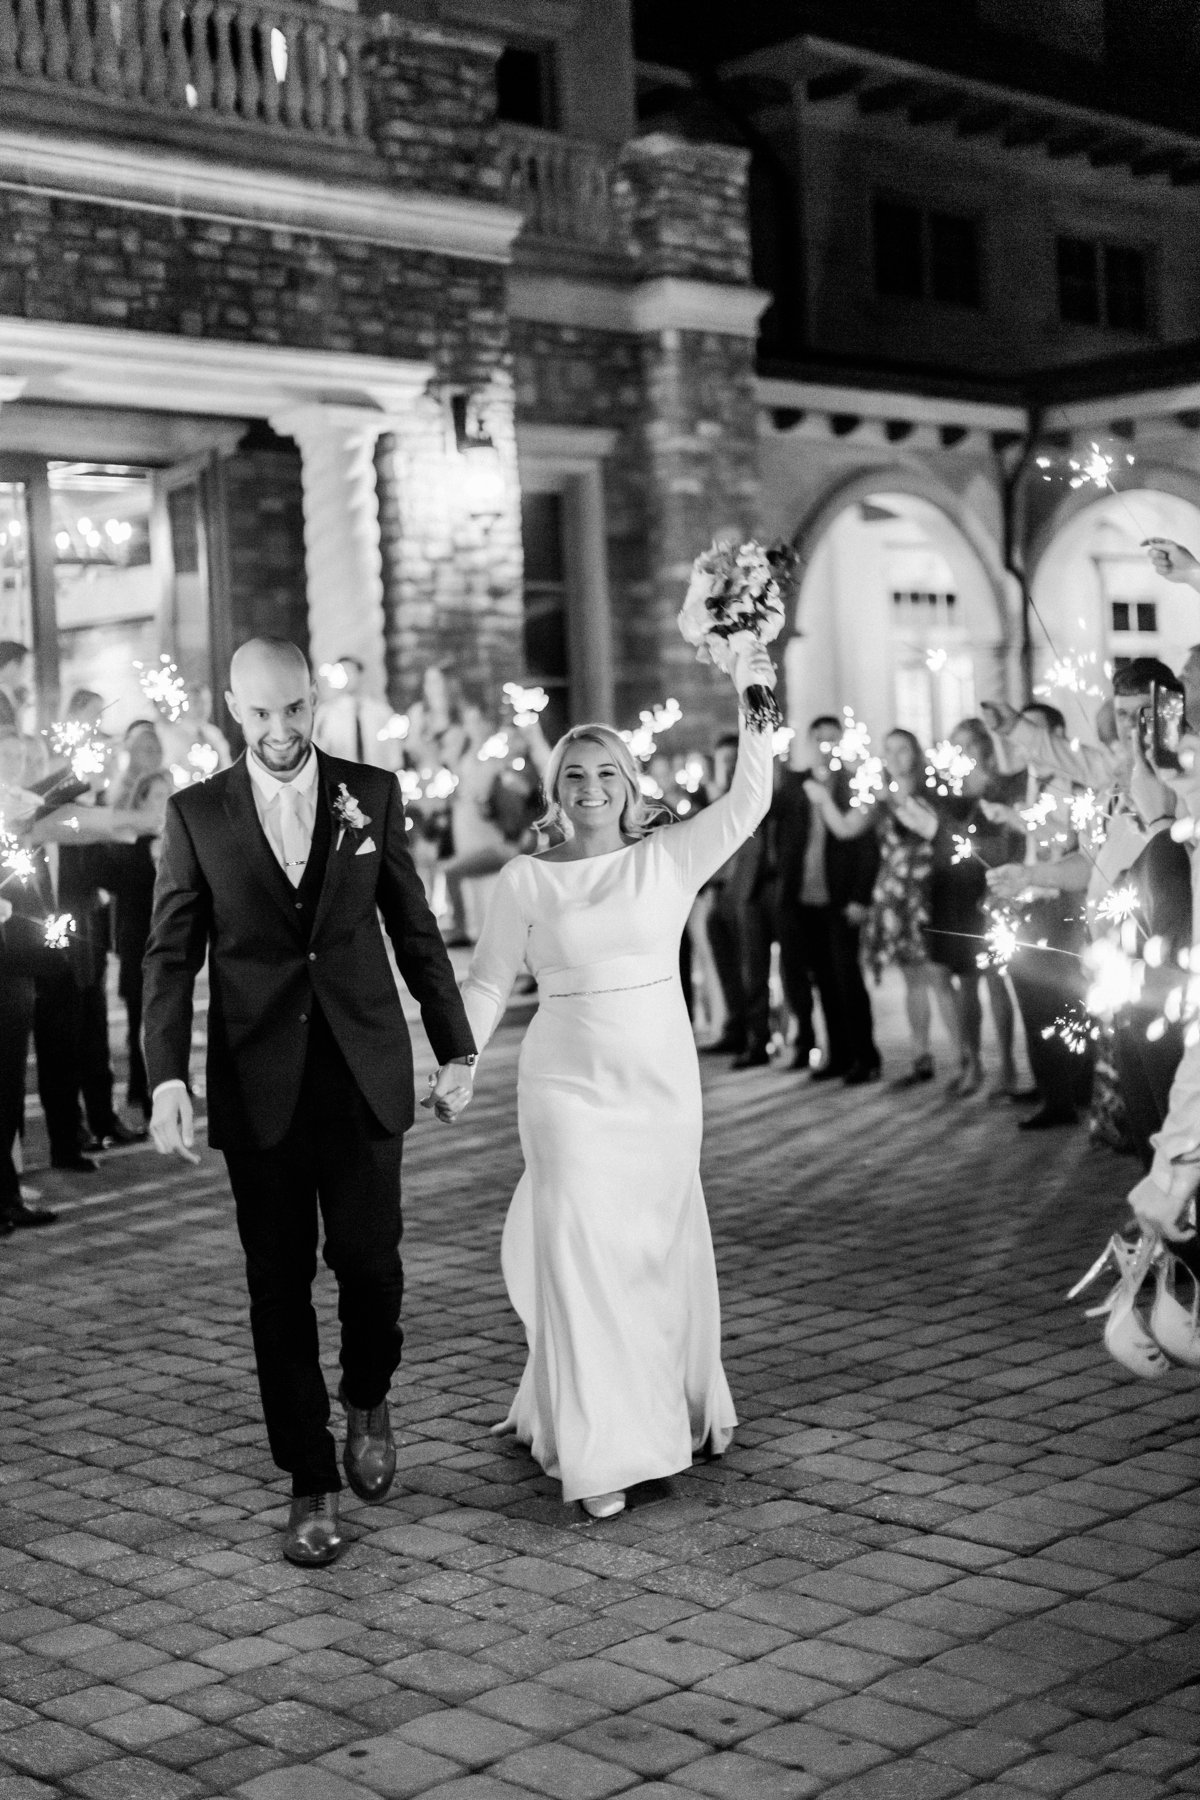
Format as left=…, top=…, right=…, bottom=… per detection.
left=0, top=641, right=30, bottom=735
left=781, top=715, right=878, bottom=1083
left=461, top=645, right=775, bottom=1519
left=110, top=719, right=164, bottom=810
left=699, top=732, right=750, bottom=1057
left=818, top=728, right=961, bottom=1085
left=0, top=734, right=56, bottom=1230
left=89, top=770, right=173, bottom=1122
left=314, top=655, right=399, bottom=771
left=926, top=719, right=1025, bottom=1097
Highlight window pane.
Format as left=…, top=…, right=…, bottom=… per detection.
left=873, top=198, right=924, bottom=298
left=497, top=43, right=557, bottom=130
left=1135, top=601, right=1158, bottom=633
left=50, top=462, right=157, bottom=729
left=1105, top=244, right=1148, bottom=331
left=929, top=212, right=981, bottom=308
left=0, top=483, right=33, bottom=667
left=1111, top=600, right=1131, bottom=633
left=520, top=491, right=569, bottom=741
left=1057, top=236, right=1100, bottom=325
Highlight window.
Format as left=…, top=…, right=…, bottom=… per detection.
left=873, top=197, right=981, bottom=308
left=1110, top=600, right=1158, bottom=634
left=497, top=41, right=558, bottom=130
left=1058, top=235, right=1149, bottom=331
left=929, top=212, right=981, bottom=307
left=521, top=490, right=569, bottom=743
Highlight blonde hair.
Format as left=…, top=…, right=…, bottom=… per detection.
left=538, top=723, right=666, bottom=842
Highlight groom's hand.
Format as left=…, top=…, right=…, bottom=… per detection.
left=427, top=1060, right=475, bottom=1124
left=150, top=1084, right=201, bottom=1164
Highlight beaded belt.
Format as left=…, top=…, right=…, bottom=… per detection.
left=544, top=975, right=673, bottom=1000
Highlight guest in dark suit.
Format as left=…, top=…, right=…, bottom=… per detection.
left=780, top=716, right=881, bottom=1085
left=143, top=639, right=476, bottom=1567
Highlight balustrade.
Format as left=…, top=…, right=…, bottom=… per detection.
left=0, top=0, right=369, bottom=145
left=498, top=124, right=621, bottom=251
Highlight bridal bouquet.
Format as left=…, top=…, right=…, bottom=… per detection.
left=678, top=539, right=794, bottom=729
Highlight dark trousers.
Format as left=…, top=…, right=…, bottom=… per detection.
left=223, top=1013, right=405, bottom=1497
left=781, top=902, right=877, bottom=1073
left=1113, top=1012, right=1185, bottom=1171
left=707, top=886, right=748, bottom=1049
left=708, top=883, right=814, bottom=1055
left=121, top=962, right=149, bottom=1113
left=1009, top=902, right=1091, bottom=1118
left=0, top=975, right=35, bottom=1210
left=34, top=960, right=109, bottom=1154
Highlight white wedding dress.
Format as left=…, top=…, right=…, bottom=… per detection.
left=461, top=717, right=773, bottom=1502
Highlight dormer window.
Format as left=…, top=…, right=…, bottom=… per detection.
left=497, top=41, right=559, bottom=131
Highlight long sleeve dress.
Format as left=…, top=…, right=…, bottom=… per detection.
left=461, top=716, right=773, bottom=1503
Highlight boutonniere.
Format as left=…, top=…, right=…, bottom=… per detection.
left=333, top=783, right=371, bottom=835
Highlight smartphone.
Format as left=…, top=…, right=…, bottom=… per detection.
left=1150, top=681, right=1184, bottom=772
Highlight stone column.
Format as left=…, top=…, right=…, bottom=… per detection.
left=616, top=134, right=770, bottom=736
left=270, top=404, right=393, bottom=697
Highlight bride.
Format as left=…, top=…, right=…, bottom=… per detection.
left=455, top=646, right=775, bottom=1518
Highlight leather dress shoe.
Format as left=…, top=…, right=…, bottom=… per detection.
left=843, top=1062, right=881, bottom=1087
left=731, top=1045, right=771, bottom=1069
left=340, top=1384, right=396, bottom=1503
left=1018, top=1106, right=1077, bottom=1131
left=97, top=1121, right=149, bottom=1147
left=2, top=1198, right=57, bottom=1228
left=282, top=1491, right=344, bottom=1566
left=51, top=1153, right=99, bottom=1173
left=809, top=1062, right=849, bottom=1083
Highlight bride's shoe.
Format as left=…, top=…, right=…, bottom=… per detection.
left=1150, top=1257, right=1200, bottom=1367
left=581, top=1491, right=625, bottom=1519
left=1069, top=1232, right=1171, bottom=1378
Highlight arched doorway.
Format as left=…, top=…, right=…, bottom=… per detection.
left=1030, top=486, right=1200, bottom=734
left=787, top=489, right=1006, bottom=747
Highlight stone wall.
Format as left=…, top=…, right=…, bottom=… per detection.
left=362, top=18, right=504, bottom=204
left=513, top=314, right=761, bottom=743
left=617, top=135, right=753, bottom=287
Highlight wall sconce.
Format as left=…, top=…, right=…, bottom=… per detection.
left=451, top=392, right=506, bottom=524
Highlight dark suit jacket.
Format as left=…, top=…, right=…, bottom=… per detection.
left=142, top=750, right=475, bottom=1152
left=773, top=768, right=879, bottom=911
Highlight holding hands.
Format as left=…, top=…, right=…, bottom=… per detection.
left=149, top=1085, right=201, bottom=1165
left=423, top=1059, right=475, bottom=1124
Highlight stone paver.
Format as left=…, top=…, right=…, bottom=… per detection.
left=2, top=973, right=1200, bottom=1797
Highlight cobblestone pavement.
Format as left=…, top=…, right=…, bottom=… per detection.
left=3, top=978, right=1200, bottom=1800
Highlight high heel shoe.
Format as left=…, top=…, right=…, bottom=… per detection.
left=890, top=1054, right=934, bottom=1090
left=1150, top=1257, right=1200, bottom=1367
left=581, top=1491, right=625, bottom=1519
left=1068, top=1232, right=1170, bottom=1379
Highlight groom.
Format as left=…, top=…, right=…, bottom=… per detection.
left=143, top=638, right=476, bottom=1566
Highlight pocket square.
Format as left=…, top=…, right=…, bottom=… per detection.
left=355, top=837, right=377, bottom=856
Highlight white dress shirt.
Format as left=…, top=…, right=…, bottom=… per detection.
left=247, top=745, right=320, bottom=881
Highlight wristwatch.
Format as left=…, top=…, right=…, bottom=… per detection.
left=453, top=1053, right=478, bottom=1067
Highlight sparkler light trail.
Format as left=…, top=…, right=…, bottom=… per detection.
left=44, top=913, right=75, bottom=949
left=927, top=740, right=974, bottom=797
left=136, top=655, right=189, bottom=722
left=503, top=683, right=549, bottom=729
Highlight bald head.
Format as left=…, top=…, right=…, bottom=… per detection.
left=227, top=638, right=315, bottom=778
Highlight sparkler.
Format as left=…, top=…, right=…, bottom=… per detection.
left=43, top=913, right=75, bottom=950
left=1034, top=652, right=1105, bottom=704
left=1084, top=936, right=1145, bottom=1016
left=477, top=732, right=510, bottom=763
left=136, top=655, right=189, bottom=722
left=318, top=661, right=349, bottom=690
left=1, top=822, right=35, bottom=885
left=622, top=698, right=683, bottom=763
left=927, top=740, right=975, bottom=798
left=48, top=719, right=106, bottom=782
left=1043, top=1010, right=1100, bottom=1056
left=951, top=833, right=974, bottom=865
left=378, top=713, right=410, bottom=743
left=976, top=909, right=1022, bottom=973
left=925, top=647, right=948, bottom=673
left=170, top=742, right=221, bottom=789
left=772, top=726, right=795, bottom=760
left=503, top=683, right=549, bottom=730
left=830, top=708, right=872, bottom=770
left=849, top=756, right=884, bottom=810
left=1095, top=884, right=1140, bottom=928
left=1069, top=789, right=1105, bottom=851
left=1064, top=443, right=1148, bottom=537
left=675, top=755, right=706, bottom=796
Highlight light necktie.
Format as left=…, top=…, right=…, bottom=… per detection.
left=278, top=783, right=308, bottom=887
left=354, top=703, right=364, bottom=764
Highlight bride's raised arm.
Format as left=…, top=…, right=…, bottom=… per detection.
left=460, top=863, right=531, bottom=1057
left=658, top=709, right=775, bottom=895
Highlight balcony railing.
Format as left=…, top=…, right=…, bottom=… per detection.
left=0, top=0, right=370, bottom=145
left=498, top=124, right=621, bottom=253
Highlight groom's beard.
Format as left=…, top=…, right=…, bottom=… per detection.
left=251, top=734, right=312, bottom=775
